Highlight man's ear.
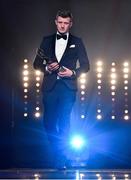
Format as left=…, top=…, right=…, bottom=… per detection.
left=70, top=21, right=73, bottom=28
left=55, top=19, right=57, bottom=26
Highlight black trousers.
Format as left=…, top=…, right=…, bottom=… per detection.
left=42, top=80, right=76, bottom=159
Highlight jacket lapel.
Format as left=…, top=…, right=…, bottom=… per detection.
left=50, top=34, right=57, bottom=61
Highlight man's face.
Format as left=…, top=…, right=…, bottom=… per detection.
left=55, top=16, right=72, bottom=34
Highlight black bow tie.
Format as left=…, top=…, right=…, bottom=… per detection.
left=56, top=34, right=67, bottom=40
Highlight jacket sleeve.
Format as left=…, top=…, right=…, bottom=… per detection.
left=33, top=37, right=48, bottom=72
left=75, top=38, right=90, bottom=77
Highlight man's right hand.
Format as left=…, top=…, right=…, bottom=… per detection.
left=47, top=62, right=60, bottom=72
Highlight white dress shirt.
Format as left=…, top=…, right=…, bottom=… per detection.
left=55, top=32, right=69, bottom=62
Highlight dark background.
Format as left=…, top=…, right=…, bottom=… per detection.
left=0, top=0, right=131, bottom=169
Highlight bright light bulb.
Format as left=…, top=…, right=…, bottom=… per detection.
left=35, top=70, right=41, bottom=76
left=24, top=59, right=28, bottom=63
left=97, top=61, right=103, bottom=66
left=35, top=112, right=40, bottom=118
left=23, top=70, right=29, bottom=76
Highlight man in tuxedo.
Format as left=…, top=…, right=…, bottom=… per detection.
left=33, top=10, right=90, bottom=168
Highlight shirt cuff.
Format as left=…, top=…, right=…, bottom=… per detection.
left=45, top=66, right=52, bottom=74
left=72, top=70, right=76, bottom=76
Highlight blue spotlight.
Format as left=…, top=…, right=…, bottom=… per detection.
left=70, top=135, right=85, bottom=149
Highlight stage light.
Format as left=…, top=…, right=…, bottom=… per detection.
left=111, top=85, right=116, bottom=90
left=80, top=173, right=85, bottom=179
left=97, top=67, right=103, bottom=73
left=81, top=97, right=85, bottom=101
left=96, top=173, right=101, bottom=177
left=80, top=78, right=86, bottom=83
left=111, top=79, right=116, bottom=84
left=97, top=61, right=103, bottom=66
left=125, top=110, right=128, bottom=113
left=36, top=106, right=40, bottom=111
left=124, top=80, right=128, bottom=84
left=97, top=109, right=101, bottom=113
left=124, top=174, right=129, bottom=178
left=112, top=174, right=116, bottom=180
left=36, top=77, right=40, bottom=81
left=35, top=112, right=40, bottom=118
left=23, top=70, right=29, bottom=76
left=112, top=177, right=116, bottom=180
left=24, top=113, right=28, bottom=117
left=97, top=114, right=102, bottom=120
left=81, top=114, right=85, bottom=119
left=111, top=92, right=115, bottom=96
left=81, top=91, right=85, bottom=95
left=124, top=92, right=128, bottom=96
left=123, top=68, right=129, bottom=73
left=112, top=98, right=115, bottom=101
left=34, top=173, right=41, bottom=180
left=24, top=59, right=28, bottom=63
left=111, top=68, right=116, bottom=72
left=70, top=135, right=86, bottom=149
left=124, top=115, right=129, bottom=120
left=124, top=86, right=128, bottom=90
left=35, top=70, right=41, bottom=76
left=75, top=171, right=79, bottom=180
left=98, top=177, right=102, bottom=180
left=80, top=84, right=85, bottom=89
left=97, top=85, right=101, bottom=89
left=111, top=115, right=115, bottom=119
left=97, top=73, right=102, bottom=78
left=112, top=62, right=116, bottom=66
left=24, top=89, right=28, bottom=93
left=23, top=64, right=28, bottom=69
left=80, top=73, right=86, bottom=78
left=97, top=79, right=102, bottom=84
left=24, top=95, right=28, bottom=98
left=123, top=62, right=129, bottom=67
left=110, top=73, right=116, bottom=78
left=23, top=82, right=28, bottom=87
left=124, top=74, right=128, bottom=78
left=23, top=76, right=29, bottom=81
left=36, top=83, right=40, bottom=87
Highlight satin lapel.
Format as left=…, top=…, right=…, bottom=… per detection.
left=51, top=34, right=57, bottom=61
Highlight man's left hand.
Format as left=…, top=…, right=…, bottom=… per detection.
left=58, top=67, right=73, bottom=77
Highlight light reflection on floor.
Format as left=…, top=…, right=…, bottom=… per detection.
left=0, top=169, right=131, bottom=179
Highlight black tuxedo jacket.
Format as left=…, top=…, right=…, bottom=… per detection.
left=33, top=33, right=90, bottom=91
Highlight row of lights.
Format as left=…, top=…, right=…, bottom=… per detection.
left=34, top=172, right=130, bottom=180
left=23, top=59, right=42, bottom=119
left=23, top=59, right=29, bottom=118
left=96, top=61, right=103, bottom=120
left=110, top=62, right=117, bottom=120
left=95, top=60, right=130, bottom=120
left=95, top=173, right=130, bottom=180
left=79, top=73, right=87, bottom=120
left=23, top=59, right=130, bottom=121
left=123, top=62, right=129, bottom=120
left=34, top=70, right=41, bottom=118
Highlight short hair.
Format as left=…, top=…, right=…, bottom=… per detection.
left=56, top=10, right=73, bottom=21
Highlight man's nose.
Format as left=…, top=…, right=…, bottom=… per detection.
left=61, top=23, right=65, bottom=28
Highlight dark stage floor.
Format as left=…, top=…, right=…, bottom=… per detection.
left=0, top=169, right=131, bottom=179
